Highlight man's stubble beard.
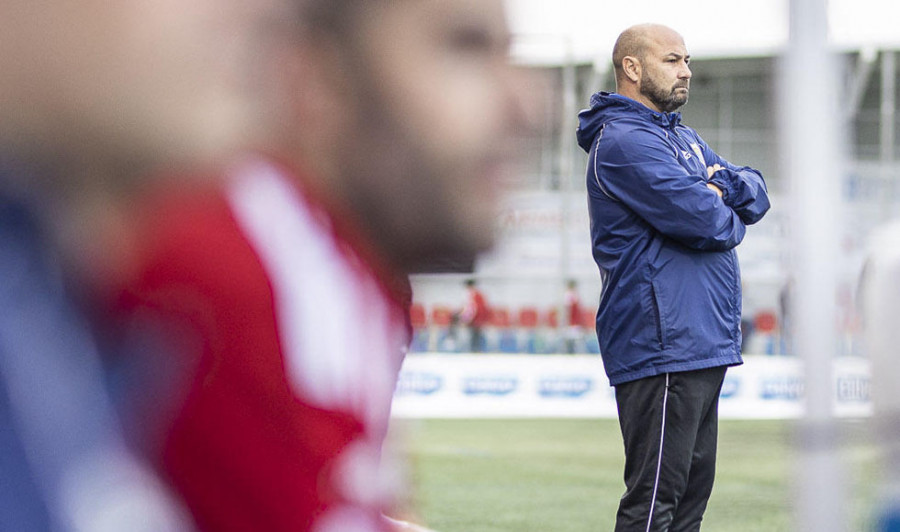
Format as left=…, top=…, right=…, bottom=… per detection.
left=640, top=74, right=688, bottom=113
left=336, top=62, right=486, bottom=273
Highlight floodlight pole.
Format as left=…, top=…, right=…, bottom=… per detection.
left=559, top=36, right=576, bottom=338
left=780, top=0, right=847, bottom=531
left=880, top=51, right=895, bottom=165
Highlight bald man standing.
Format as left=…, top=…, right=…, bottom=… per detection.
left=576, top=25, right=770, bottom=531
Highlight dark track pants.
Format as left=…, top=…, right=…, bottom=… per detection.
left=613, top=366, right=728, bottom=532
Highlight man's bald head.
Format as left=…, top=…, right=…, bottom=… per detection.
left=609, top=24, right=691, bottom=112
left=612, top=24, right=684, bottom=83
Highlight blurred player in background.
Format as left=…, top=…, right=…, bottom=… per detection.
left=461, top=279, right=491, bottom=352
left=112, top=0, right=531, bottom=530
left=0, top=0, right=284, bottom=529
left=576, top=24, right=769, bottom=531
left=563, top=279, right=584, bottom=354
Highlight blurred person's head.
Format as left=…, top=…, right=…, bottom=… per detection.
left=613, top=24, right=692, bottom=113
left=256, top=0, right=532, bottom=272
left=0, top=0, right=285, bottom=187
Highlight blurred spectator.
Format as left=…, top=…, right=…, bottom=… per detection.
left=0, top=0, right=281, bottom=529
left=740, top=317, right=756, bottom=353
left=432, top=306, right=460, bottom=352
left=409, top=303, right=430, bottom=352
left=111, top=1, right=529, bottom=531
left=779, top=277, right=793, bottom=355
left=461, top=279, right=491, bottom=352
left=581, top=308, right=602, bottom=354
left=564, top=279, right=584, bottom=354
left=754, top=310, right=779, bottom=355
left=541, top=307, right=561, bottom=354
left=491, top=307, right=519, bottom=353
left=517, top=307, right=541, bottom=354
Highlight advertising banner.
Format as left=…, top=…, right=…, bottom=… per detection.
left=391, top=354, right=871, bottom=419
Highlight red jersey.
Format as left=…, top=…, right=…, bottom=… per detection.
left=116, top=157, right=410, bottom=532
left=461, top=289, right=489, bottom=328
left=565, top=288, right=582, bottom=328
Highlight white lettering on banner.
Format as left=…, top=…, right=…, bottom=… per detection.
left=395, top=373, right=443, bottom=396
left=538, top=377, right=594, bottom=398
left=836, top=375, right=870, bottom=403
left=498, top=209, right=564, bottom=233
left=495, top=192, right=590, bottom=235
left=760, top=377, right=805, bottom=401
left=389, top=355, right=872, bottom=419
left=462, top=376, right=519, bottom=396
left=477, top=191, right=596, bottom=278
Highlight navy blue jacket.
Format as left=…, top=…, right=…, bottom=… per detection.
left=576, top=92, right=770, bottom=385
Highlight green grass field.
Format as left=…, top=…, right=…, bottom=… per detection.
left=398, top=419, right=879, bottom=531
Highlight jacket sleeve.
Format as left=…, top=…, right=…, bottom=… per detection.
left=591, top=123, right=746, bottom=251
left=698, top=138, right=771, bottom=225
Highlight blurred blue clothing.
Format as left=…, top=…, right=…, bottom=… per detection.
left=576, top=92, right=770, bottom=385
left=0, top=379, right=53, bottom=530
left=0, top=175, right=187, bottom=531
left=0, top=191, right=64, bottom=530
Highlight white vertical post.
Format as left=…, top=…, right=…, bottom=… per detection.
left=881, top=51, right=896, bottom=165
left=717, top=77, right=734, bottom=159
left=559, top=37, right=576, bottom=340
left=779, top=0, right=846, bottom=531
left=879, top=50, right=895, bottom=221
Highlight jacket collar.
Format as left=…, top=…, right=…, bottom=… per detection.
left=601, top=92, right=683, bottom=129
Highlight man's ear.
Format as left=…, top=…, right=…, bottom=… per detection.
left=622, top=56, right=641, bottom=83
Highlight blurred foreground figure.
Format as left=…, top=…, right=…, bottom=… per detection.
left=577, top=24, right=769, bottom=531
left=863, top=223, right=900, bottom=531
left=113, top=1, right=529, bottom=530
left=0, top=0, right=282, bottom=530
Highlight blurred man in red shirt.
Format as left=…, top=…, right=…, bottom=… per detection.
left=461, top=279, right=491, bottom=352
left=0, top=0, right=283, bottom=529
left=564, top=279, right=584, bottom=354
left=113, top=1, right=531, bottom=530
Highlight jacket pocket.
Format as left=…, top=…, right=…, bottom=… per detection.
left=649, top=279, right=668, bottom=350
